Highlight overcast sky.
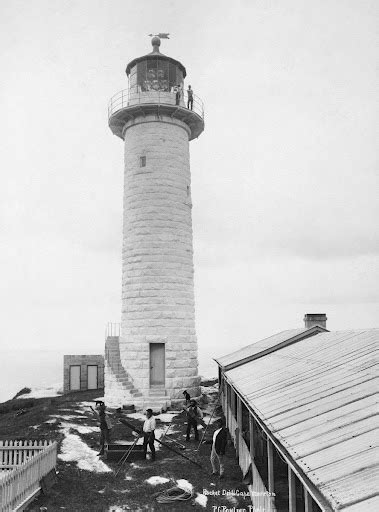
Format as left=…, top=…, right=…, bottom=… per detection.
left=0, top=0, right=378, bottom=395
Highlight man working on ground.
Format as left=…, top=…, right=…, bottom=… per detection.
left=210, top=418, right=228, bottom=479
left=90, top=401, right=112, bottom=456
left=142, top=408, right=156, bottom=461
left=185, top=399, right=204, bottom=441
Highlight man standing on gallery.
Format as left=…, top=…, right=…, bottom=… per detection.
left=143, top=408, right=156, bottom=461
left=187, top=85, right=194, bottom=109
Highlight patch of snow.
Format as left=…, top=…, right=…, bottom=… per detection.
left=59, top=408, right=87, bottom=415
left=156, top=412, right=179, bottom=422
left=58, top=432, right=111, bottom=473
left=114, top=489, right=130, bottom=493
left=60, top=421, right=99, bottom=434
left=145, top=476, right=170, bottom=486
left=125, top=412, right=145, bottom=421
left=45, top=418, right=59, bottom=424
left=98, top=488, right=105, bottom=494
left=16, top=383, right=62, bottom=399
left=30, top=425, right=40, bottom=429
left=195, top=493, right=208, bottom=508
left=124, top=475, right=133, bottom=481
left=176, top=479, right=193, bottom=493
left=50, top=414, right=87, bottom=420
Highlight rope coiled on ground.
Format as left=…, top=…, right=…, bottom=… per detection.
left=155, top=486, right=193, bottom=503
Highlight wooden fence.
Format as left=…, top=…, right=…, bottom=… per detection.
left=0, top=440, right=57, bottom=512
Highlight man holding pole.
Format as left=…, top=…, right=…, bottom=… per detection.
left=142, top=408, right=156, bottom=461
left=90, top=401, right=112, bottom=456
left=185, top=399, right=204, bottom=441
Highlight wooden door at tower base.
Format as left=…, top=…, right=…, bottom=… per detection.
left=149, top=343, right=165, bottom=386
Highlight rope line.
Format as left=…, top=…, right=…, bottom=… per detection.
left=155, top=486, right=193, bottom=503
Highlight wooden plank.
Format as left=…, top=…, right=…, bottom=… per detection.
left=304, top=489, right=313, bottom=512
left=249, top=414, right=255, bottom=460
left=267, top=438, right=274, bottom=493
left=0, top=447, right=44, bottom=451
left=288, top=466, right=296, bottom=512
left=14, top=487, right=41, bottom=512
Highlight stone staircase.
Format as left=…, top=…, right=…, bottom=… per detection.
left=105, top=337, right=171, bottom=412
left=105, top=336, right=142, bottom=399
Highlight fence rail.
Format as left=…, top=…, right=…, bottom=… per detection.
left=0, top=440, right=57, bottom=512
left=105, top=322, right=120, bottom=338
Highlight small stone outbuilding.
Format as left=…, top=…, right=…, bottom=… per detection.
left=63, top=355, right=104, bottom=393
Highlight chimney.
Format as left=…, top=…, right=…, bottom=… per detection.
left=304, top=313, right=327, bottom=329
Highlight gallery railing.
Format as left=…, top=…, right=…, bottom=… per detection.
left=108, top=89, right=204, bottom=120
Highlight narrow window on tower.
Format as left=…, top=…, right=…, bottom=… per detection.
left=140, top=156, right=146, bottom=167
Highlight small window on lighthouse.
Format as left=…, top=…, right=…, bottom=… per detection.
left=140, top=156, right=146, bottom=167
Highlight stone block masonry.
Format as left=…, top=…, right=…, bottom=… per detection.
left=111, top=115, right=201, bottom=405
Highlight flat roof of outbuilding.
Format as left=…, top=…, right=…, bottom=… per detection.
left=224, top=329, right=379, bottom=511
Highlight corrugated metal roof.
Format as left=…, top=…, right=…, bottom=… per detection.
left=225, top=329, right=379, bottom=511
left=215, top=326, right=326, bottom=369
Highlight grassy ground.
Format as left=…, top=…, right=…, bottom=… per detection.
left=0, top=383, right=251, bottom=511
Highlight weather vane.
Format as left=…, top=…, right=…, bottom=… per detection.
left=148, top=33, right=170, bottom=39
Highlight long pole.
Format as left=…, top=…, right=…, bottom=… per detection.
left=115, top=435, right=142, bottom=476
left=196, top=390, right=222, bottom=451
left=118, top=418, right=203, bottom=469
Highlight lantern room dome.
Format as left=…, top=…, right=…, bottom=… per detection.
left=125, top=37, right=186, bottom=78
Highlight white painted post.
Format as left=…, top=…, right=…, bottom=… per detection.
left=288, top=466, right=296, bottom=512
left=304, top=488, right=313, bottom=512
left=249, top=414, right=255, bottom=460
left=237, top=396, right=242, bottom=459
left=267, top=438, right=275, bottom=494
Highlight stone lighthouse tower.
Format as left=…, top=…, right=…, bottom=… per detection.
left=105, top=36, right=204, bottom=410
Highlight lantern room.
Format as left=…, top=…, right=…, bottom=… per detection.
left=108, top=36, right=204, bottom=141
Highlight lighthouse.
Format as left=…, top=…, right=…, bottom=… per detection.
left=105, top=36, right=204, bottom=410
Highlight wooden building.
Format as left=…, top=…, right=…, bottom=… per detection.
left=215, top=320, right=378, bottom=512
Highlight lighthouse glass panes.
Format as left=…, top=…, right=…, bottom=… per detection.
left=130, top=61, right=183, bottom=93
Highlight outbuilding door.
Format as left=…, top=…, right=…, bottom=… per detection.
left=69, top=365, right=81, bottom=390
left=87, top=365, right=98, bottom=390
left=149, top=343, right=165, bottom=386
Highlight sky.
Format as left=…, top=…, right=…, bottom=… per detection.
left=0, top=0, right=378, bottom=399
